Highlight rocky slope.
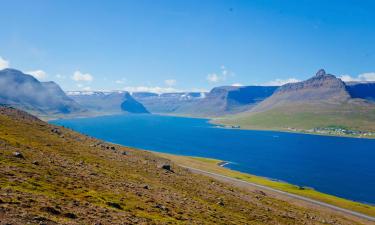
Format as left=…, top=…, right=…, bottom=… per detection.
left=0, top=68, right=82, bottom=115
left=0, top=105, right=364, bottom=224
left=252, top=69, right=351, bottom=112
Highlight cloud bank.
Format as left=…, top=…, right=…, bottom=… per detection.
left=339, top=72, right=375, bottom=82
left=0, top=56, right=10, bottom=70
left=72, top=71, right=93, bottom=82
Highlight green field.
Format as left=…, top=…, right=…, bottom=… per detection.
left=213, top=102, right=375, bottom=137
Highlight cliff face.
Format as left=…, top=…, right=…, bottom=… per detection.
left=121, top=92, right=149, bottom=113
left=345, top=82, right=375, bottom=102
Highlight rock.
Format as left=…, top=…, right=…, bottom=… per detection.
left=32, top=160, right=40, bottom=165
left=254, top=190, right=267, bottom=196
left=63, top=212, right=77, bottom=219
left=41, top=206, right=61, bottom=215
left=51, top=128, right=62, bottom=135
left=143, top=185, right=149, bottom=190
left=155, top=204, right=168, bottom=211
left=106, top=202, right=122, bottom=210
left=160, top=163, right=173, bottom=172
left=13, top=151, right=24, bottom=159
left=121, top=151, right=128, bottom=155
left=110, top=146, right=116, bottom=150
left=315, top=69, right=326, bottom=77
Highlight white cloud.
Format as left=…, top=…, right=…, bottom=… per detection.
left=72, top=70, right=93, bottom=82
left=207, top=65, right=235, bottom=83
left=82, top=86, right=91, bottom=91
left=26, top=70, right=48, bottom=80
left=115, top=78, right=127, bottom=84
left=263, top=78, right=300, bottom=86
left=339, top=72, right=375, bottom=82
left=231, top=83, right=244, bottom=87
left=0, top=56, right=10, bottom=69
left=164, top=79, right=177, bottom=86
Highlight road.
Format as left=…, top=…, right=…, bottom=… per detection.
left=180, top=165, right=375, bottom=222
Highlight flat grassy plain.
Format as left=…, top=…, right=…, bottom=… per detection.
left=214, top=102, right=375, bottom=138
left=1, top=106, right=368, bottom=224
left=156, top=153, right=375, bottom=218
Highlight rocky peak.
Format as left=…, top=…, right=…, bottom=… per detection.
left=315, top=69, right=327, bottom=77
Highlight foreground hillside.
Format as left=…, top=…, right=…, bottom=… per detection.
left=0, top=106, right=366, bottom=224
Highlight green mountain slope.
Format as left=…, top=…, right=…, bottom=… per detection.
left=215, top=70, right=375, bottom=137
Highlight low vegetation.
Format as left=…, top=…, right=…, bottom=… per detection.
left=214, top=102, right=375, bottom=138
left=0, top=106, right=369, bottom=224
left=157, top=153, right=375, bottom=218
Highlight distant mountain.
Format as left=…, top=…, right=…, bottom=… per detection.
left=345, top=82, right=375, bottom=102
left=252, top=69, right=351, bottom=112
left=133, top=86, right=277, bottom=116
left=0, top=68, right=81, bottom=114
left=176, top=86, right=278, bottom=116
left=68, top=91, right=149, bottom=114
left=132, top=92, right=204, bottom=114
left=216, top=69, right=375, bottom=132
left=121, top=92, right=149, bottom=113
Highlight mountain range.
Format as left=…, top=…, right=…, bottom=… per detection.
left=1, top=67, right=375, bottom=134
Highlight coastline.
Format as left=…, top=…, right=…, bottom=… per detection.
left=155, top=152, right=375, bottom=218
left=208, top=118, right=375, bottom=139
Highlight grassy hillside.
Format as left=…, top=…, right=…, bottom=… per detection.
left=0, top=106, right=367, bottom=224
left=157, top=153, right=375, bottom=218
left=214, top=102, right=375, bottom=137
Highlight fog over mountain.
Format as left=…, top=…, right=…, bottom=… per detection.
left=0, top=69, right=82, bottom=114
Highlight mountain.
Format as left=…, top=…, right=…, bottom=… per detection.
left=175, top=86, right=278, bottom=116
left=121, top=92, right=149, bottom=113
left=132, top=92, right=204, bottom=114
left=216, top=69, right=375, bottom=133
left=68, top=91, right=149, bottom=114
left=0, top=68, right=81, bottom=114
left=0, top=105, right=362, bottom=224
left=133, top=86, right=277, bottom=117
left=252, top=69, right=350, bottom=112
left=345, top=81, right=375, bottom=102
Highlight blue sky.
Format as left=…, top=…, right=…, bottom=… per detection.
left=0, top=0, right=375, bottom=92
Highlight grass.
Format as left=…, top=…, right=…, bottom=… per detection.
left=214, top=102, right=375, bottom=138
left=156, top=152, right=375, bottom=218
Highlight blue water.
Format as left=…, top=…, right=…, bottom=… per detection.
left=52, top=114, right=375, bottom=204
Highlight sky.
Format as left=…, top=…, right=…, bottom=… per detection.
left=0, top=0, right=375, bottom=93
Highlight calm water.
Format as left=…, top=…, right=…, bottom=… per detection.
left=52, top=114, right=375, bottom=204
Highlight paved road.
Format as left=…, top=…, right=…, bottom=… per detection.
left=180, top=165, right=375, bottom=222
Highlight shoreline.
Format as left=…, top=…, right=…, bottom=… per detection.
left=208, top=119, right=375, bottom=139
left=155, top=152, right=375, bottom=219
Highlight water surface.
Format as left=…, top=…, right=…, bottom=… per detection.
left=52, top=114, right=375, bottom=204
